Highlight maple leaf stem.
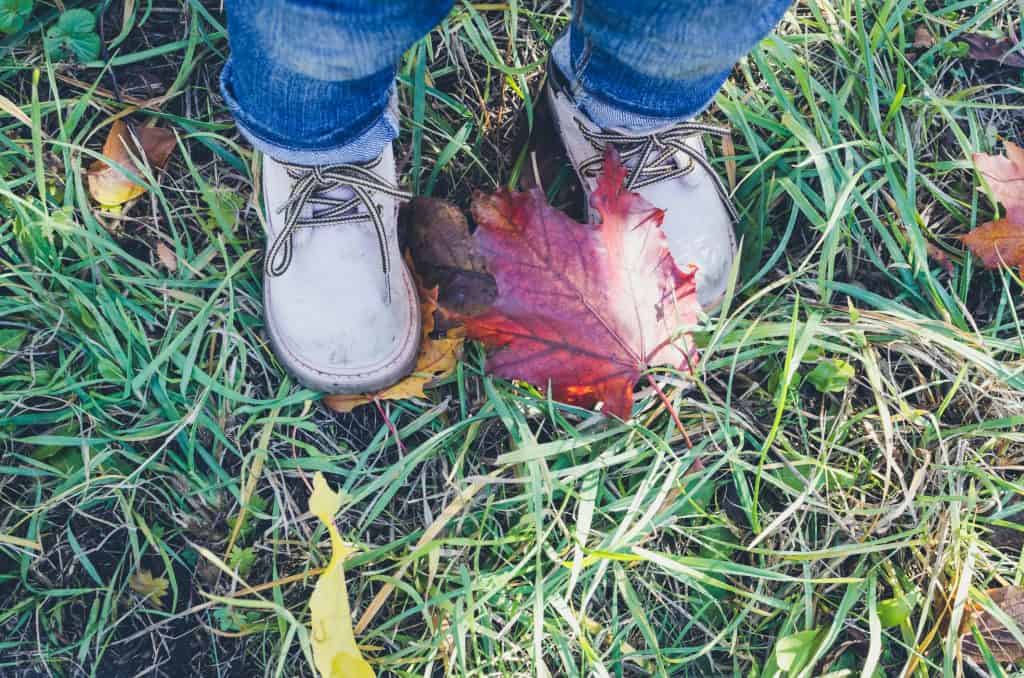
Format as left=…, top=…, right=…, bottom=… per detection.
left=645, top=374, right=693, bottom=450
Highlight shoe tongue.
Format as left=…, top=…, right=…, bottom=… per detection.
left=302, top=180, right=358, bottom=220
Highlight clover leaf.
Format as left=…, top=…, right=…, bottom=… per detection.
left=0, top=0, right=32, bottom=34
left=805, top=358, right=855, bottom=394
left=44, top=8, right=101, bottom=62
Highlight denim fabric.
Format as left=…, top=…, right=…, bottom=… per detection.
left=221, top=0, right=791, bottom=163
left=559, top=0, right=792, bottom=125
left=221, top=0, right=453, bottom=163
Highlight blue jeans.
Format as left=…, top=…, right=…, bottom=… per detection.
left=221, top=0, right=792, bottom=165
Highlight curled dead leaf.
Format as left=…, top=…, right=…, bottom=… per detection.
left=957, top=33, right=1024, bottom=69
left=402, top=197, right=488, bottom=276
left=88, top=119, right=176, bottom=208
left=962, top=586, right=1024, bottom=664
left=401, top=197, right=497, bottom=316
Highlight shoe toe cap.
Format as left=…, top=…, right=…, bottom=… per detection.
left=265, top=267, right=421, bottom=394
left=639, top=178, right=737, bottom=311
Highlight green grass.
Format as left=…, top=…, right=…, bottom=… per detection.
left=3, top=0, right=1024, bottom=676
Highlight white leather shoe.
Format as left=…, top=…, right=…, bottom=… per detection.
left=546, top=72, right=739, bottom=311
left=260, top=146, right=421, bottom=393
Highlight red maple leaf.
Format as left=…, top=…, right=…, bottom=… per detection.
left=456, top=148, right=699, bottom=419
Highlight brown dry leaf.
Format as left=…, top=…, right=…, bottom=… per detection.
left=156, top=242, right=177, bottom=272
left=88, top=120, right=176, bottom=208
left=962, top=142, right=1024, bottom=273
left=402, top=197, right=497, bottom=316
left=403, top=197, right=488, bottom=276
left=323, top=282, right=464, bottom=413
left=962, top=220, right=1024, bottom=273
left=128, top=569, right=169, bottom=609
left=926, top=242, right=954, bottom=275
left=958, top=33, right=1024, bottom=69
left=913, top=26, right=936, bottom=49
left=962, top=586, right=1024, bottom=663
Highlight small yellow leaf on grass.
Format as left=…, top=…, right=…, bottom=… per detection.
left=129, top=569, right=169, bottom=609
left=88, top=119, right=176, bottom=208
left=324, top=280, right=464, bottom=413
left=308, top=472, right=374, bottom=678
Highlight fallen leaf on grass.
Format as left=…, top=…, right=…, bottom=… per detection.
left=913, top=26, right=936, bottom=49
left=323, top=280, right=464, bottom=413
left=308, top=472, right=374, bottom=678
left=963, top=142, right=1024, bottom=273
left=452, top=147, right=700, bottom=420
left=962, top=220, right=1024, bottom=273
left=957, top=33, right=1024, bottom=69
left=402, top=197, right=497, bottom=316
left=155, top=242, right=177, bottom=272
left=88, top=119, right=176, bottom=208
left=962, top=586, right=1024, bottom=664
left=973, top=142, right=1024, bottom=223
left=129, top=569, right=169, bottom=609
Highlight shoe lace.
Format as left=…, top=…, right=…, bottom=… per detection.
left=265, top=159, right=411, bottom=304
left=575, top=119, right=739, bottom=222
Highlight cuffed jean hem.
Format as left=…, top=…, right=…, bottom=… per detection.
left=550, top=33, right=718, bottom=130
left=220, top=62, right=398, bottom=165
left=552, top=31, right=727, bottom=128
left=576, top=61, right=729, bottom=121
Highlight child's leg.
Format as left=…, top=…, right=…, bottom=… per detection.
left=221, top=0, right=454, bottom=394
left=553, top=0, right=792, bottom=128
left=220, top=0, right=454, bottom=165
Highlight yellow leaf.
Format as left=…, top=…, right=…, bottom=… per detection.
left=308, top=473, right=374, bottom=678
left=88, top=119, right=176, bottom=208
left=324, top=333, right=463, bottom=413
left=128, top=569, right=169, bottom=609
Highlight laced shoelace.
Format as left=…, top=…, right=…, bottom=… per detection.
left=576, top=119, right=739, bottom=222
left=265, top=160, right=411, bottom=304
